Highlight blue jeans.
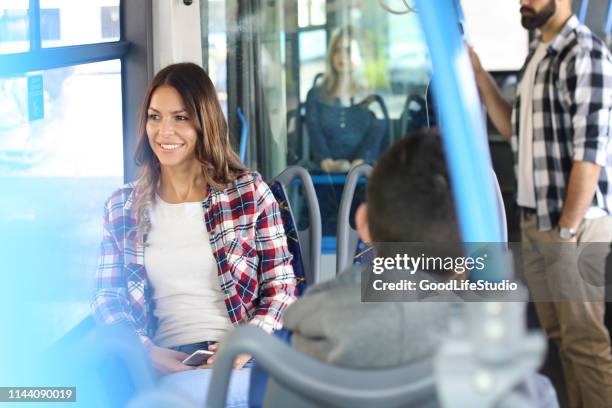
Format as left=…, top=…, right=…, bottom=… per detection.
left=159, top=341, right=253, bottom=407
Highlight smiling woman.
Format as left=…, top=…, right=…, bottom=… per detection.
left=91, top=62, right=297, bottom=407
left=146, top=86, right=200, bottom=173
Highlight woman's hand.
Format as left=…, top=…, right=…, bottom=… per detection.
left=321, top=158, right=335, bottom=172
left=199, top=343, right=253, bottom=370
left=321, top=158, right=351, bottom=173
left=148, top=346, right=195, bottom=375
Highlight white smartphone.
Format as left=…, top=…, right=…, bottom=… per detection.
left=182, top=349, right=214, bottom=366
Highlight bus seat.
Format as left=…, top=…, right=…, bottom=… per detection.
left=271, top=165, right=321, bottom=286
left=206, top=325, right=437, bottom=408
left=336, top=163, right=373, bottom=274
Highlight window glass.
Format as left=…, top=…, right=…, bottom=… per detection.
left=40, top=0, right=120, bottom=47
left=207, top=0, right=228, bottom=116
left=0, top=59, right=123, bottom=341
left=0, top=0, right=29, bottom=54
left=461, top=0, right=528, bottom=72
left=206, top=0, right=431, bottom=242
left=298, top=0, right=326, bottom=28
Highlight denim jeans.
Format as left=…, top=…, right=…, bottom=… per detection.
left=159, top=341, right=253, bottom=407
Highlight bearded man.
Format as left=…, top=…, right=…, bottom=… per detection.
left=470, top=1, right=612, bottom=407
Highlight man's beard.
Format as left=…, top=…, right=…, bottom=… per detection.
left=521, top=0, right=556, bottom=30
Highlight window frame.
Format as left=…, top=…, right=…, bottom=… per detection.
left=0, top=0, right=153, bottom=183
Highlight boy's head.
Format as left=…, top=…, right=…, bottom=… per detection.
left=355, top=128, right=460, bottom=244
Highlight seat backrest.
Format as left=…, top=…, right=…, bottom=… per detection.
left=268, top=180, right=308, bottom=295
left=272, top=166, right=321, bottom=286
left=362, top=93, right=391, bottom=150
left=336, top=163, right=373, bottom=274
left=206, top=325, right=438, bottom=408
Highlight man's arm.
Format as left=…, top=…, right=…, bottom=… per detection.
left=561, top=46, right=612, bottom=231
left=469, top=47, right=513, bottom=139
left=559, top=161, right=601, bottom=231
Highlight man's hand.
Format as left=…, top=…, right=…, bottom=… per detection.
left=148, top=346, right=195, bottom=375
left=465, top=45, right=513, bottom=138
left=199, top=343, right=252, bottom=370
left=468, top=46, right=485, bottom=78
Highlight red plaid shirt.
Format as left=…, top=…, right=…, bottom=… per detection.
left=91, top=171, right=296, bottom=348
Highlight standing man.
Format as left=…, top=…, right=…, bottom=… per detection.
left=470, top=1, right=612, bottom=406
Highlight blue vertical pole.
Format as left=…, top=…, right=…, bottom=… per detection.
left=414, top=0, right=503, bottom=247
left=605, top=0, right=612, bottom=35
left=578, top=0, right=589, bottom=24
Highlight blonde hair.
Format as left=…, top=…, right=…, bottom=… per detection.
left=132, top=63, right=245, bottom=243
left=320, top=26, right=367, bottom=101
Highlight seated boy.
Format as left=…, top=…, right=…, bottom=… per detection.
left=281, top=129, right=558, bottom=408
left=282, top=128, right=456, bottom=367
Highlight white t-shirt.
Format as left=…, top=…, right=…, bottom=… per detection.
left=144, top=195, right=233, bottom=348
left=517, top=41, right=548, bottom=209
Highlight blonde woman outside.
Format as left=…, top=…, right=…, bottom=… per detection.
left=305, top=26, right=386, bottom=173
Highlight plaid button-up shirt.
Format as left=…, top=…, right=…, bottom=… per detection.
left=511, top=15, right=612, bottom=230
left=91, top=171, right=297, bottom=348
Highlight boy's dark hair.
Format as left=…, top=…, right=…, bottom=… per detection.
left=366, top=128, right=460, bottom=243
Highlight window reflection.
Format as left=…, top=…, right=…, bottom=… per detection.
left=204, top=0, right=432, bottom=241
left=0, top=60, right=123, bottom=308
left=305, top=26, right=386, bottom=171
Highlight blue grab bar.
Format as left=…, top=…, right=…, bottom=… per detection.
left=237, top=106, right=248, bottom=163
left=416, top=0, right=506, bottom=281
left=414, top=0, right=504, bottom=253
left=578, top=0, right=590, bottom=24
left=605, top=0, right=612, bottom=35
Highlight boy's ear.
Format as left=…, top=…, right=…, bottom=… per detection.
left=355, top=203, right=372, bottom=244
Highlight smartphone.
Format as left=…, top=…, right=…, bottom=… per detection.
left=182, top=349, right=214, bottom=366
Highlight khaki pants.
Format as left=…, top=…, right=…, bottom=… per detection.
left=521, top=213, right=612, bottom=408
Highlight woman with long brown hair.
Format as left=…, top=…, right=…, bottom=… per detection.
left=92, top=63, right=296, bottom=405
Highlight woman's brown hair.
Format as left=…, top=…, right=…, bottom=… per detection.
left=132, top=62, right=245, bottom=243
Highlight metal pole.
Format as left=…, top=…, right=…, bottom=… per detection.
left=578, top=0, right=590, bottom=24
left=413, top=0, right=503, bottom=246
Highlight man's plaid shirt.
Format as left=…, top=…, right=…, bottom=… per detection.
left=511, top=15, right=612, bottom=230
left=91, top=171, right=297, bottom=348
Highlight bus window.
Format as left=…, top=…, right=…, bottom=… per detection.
left=201, top=0, right=431, bottom=241
left=39, top=0, right=120, bottom=47
left=0, top=1, right=29, bottom=54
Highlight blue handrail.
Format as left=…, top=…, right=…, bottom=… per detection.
left=237, top=106, right=248, bottom=163
left=414, top=0, right=503, bottom=247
